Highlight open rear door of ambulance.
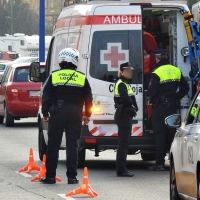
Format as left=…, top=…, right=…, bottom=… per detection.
left=87, top=4, right=143, bottom=137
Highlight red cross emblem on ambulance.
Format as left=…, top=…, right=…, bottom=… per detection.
left=100, top=43, right=129, bottom=71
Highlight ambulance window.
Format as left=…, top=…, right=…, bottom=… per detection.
left=53, top=33, right=68, bottom=71
left=90, top=30, right=142, bottom=84
left=186, top=92, right=200, bottom=125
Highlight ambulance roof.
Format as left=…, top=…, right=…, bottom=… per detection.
left=60, top=1, right=188, bottom=19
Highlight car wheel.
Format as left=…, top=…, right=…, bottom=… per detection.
left=78, top=148, right=86, bottom=168
left=141, top=152, right=156, bottom=161
left=4, top=106, right=14, bottom=127
left=170, top=159, right=181, bottom=200
left=0, top=116, right=4, bottom=124
left=38, top=122, right=47, bottom=161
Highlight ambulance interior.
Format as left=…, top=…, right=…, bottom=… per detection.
left=142, top=8, right=189, bottom=129
left=143, top=8, right=182, bottom=66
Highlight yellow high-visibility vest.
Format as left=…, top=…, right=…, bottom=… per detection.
left=152, top=64, right=181, bottom=84
left=52, top=69, right=86, bottom=87
left=114, top=79, right=134, bottom=97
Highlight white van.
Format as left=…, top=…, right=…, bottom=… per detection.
left=30, top=0, right=192, bottom=167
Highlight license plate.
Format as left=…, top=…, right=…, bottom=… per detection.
left=29, top=91, right=40, bottom=97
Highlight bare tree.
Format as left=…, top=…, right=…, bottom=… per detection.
left=0, top=0, right=39, bottom=36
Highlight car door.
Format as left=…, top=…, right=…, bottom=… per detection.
left=0, top=68, right=9, bottom=114
left=0, top=67, right=12, bottom=114
left=178, top=91, right=200, bottom=198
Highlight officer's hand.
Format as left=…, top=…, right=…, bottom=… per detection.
left=82, top=116, right=90, bottom=125
left=43, top=115, right=50, bottom=122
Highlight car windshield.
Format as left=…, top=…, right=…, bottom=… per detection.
left=9, top=54, right=19, bottom=60
left=13, top=67, right=45, bottom=82
left=0, top=64, right=6, bottom=70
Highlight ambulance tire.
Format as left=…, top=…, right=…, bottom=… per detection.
left=4, top=105, right=14, bottom=127
left=38, top=123, right=47, bottom=161
left=141, top=152, right=155, bottom=161
left=78, top=148, right=86, bottom=168
left=0, top=116, right=4, bottom=124
left=170, top=159, right=181, bottom=200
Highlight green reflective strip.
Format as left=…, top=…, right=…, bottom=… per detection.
left=153, top=64, right=181, bottom=83
left=52, top=69, right=85, bottom=87
left=114, top=79, right=134, bottom=97
left=191, top=107, right=197, bottom=118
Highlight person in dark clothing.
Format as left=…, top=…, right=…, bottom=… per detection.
left=114, top=62, right=138, bottom=177
left=41, top=48, right=93, bottom=184
left=148, top=49, right=189, bottom=171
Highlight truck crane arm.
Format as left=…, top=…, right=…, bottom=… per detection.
left=180, top=9, right=200, bottom=81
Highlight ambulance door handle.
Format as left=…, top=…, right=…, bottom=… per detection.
left=194, top=135, right=199, bottom=142
left=183, top=137, right=187, bottom=143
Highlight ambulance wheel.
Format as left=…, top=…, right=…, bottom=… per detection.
left=4, top=105, right=14, bottom=127
left=78, top=148, right=86, bottom=168
left=141, top=152, right=155, bottom=161
left=0, top=116, right=4, bottom=124
left=38, top=123, right=47, bottom=161
left=170, top=159, right=181, bottom=200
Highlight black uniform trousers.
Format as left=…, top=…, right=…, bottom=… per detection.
left=152, top=100, right=176, bottom=165
left=46, top=102, right=82, bottom=179
left=114, top=111, right=132, bottom=174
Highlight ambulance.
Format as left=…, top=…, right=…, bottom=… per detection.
left=30, top=0, right=193, bottom=167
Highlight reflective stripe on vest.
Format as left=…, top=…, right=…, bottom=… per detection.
left=152, top=64, right=181, bottom=84
left=114, top=79, right=134, bottom=97
left=52, top=69, right=86, bottom=87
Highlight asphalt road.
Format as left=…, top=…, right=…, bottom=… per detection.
left=0, top=118, right=170, bottom=200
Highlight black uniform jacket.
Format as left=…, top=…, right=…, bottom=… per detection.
left=42, top=68, right=93, bottom=117
left=114, top=76, right=138, bottom=111
left=148, top=60, right=189, bottom=101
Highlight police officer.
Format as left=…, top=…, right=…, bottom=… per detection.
left=114, top=62, right=138, bottom=177
left=148, top=49, right=189, bottom=171
left=41, top=48, right=93, bottom=184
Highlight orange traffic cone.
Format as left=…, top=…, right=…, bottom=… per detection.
left=18, top=148, right=40, bottom=173
left=66, top=167, right=98, bottom=198
left=31, top=154, right=62, bottom=182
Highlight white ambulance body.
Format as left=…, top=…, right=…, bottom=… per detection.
left=35, top=0, right=192, bottom=166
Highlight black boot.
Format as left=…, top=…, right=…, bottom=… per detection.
left=68, top=177, right=79, bottom=184
left=147, top=164, right=165, bottom=171
left=117, top=171, right=134, bottom=177
left=40, top=177, right=56, bottom=184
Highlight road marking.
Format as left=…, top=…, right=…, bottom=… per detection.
left=58, top=194, right=76, bottom=200
left=15, top=171, right=32, bottom=178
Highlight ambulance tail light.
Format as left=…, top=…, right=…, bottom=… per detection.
left=91, top=106, right=101, bottom=112
left=85, top=138, right=96, bottom=143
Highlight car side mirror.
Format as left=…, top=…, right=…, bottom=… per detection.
left=165, top=114, right=181, bottom=128
left=29, top=62, right=41, bottom=82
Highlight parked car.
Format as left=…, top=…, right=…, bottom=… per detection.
left=0, top=63, right=45, bottom=126
left=13, top=57, right=39, bottom=63
left=166, top=90, right=200, bottom=200
left=0, top=57, right=39, bottom=73
left=0, top=51, right=19, bottom=61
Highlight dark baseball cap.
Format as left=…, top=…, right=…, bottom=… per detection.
left=155, top=48, right=168, bottom=56
left=120, top=62, right=134, bottom=71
